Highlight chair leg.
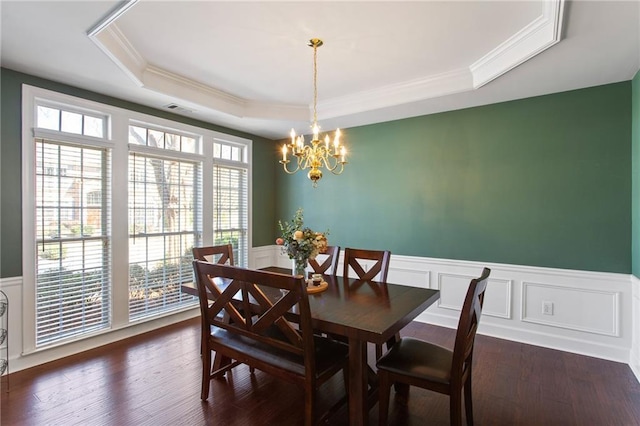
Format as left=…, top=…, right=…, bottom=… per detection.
left=201, top=347, right=211, bottom=401
left=378, top=371, right=391, bottom=426
left=304, top=386, right=315, bottom=426
left=376, top=344, right=383, bottom=361
left=464, top=374, right=474, bottom=426
left=394, top=382, right=410, bottom=404
left=450, top=389, right=463, bottom=426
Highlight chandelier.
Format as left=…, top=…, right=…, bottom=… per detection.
left=279, top=38, right=347, bottom=188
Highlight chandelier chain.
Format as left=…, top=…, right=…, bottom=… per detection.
left=312, top=43, right=318, bottom=126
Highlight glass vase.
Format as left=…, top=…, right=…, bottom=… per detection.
left=292, top=258, right=308, bottom=277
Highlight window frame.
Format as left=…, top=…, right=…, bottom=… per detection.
left=22, top=85, right=252, bottom=354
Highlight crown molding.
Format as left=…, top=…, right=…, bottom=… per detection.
left=142, top=66, right=309, bottom=121
left=470, top=0, right=564, bottom=88
left=87, top=0, right=565, bottom=124
left=317, top=67, right=472, bottom=120
left=88, top=22, right=146, bottom=86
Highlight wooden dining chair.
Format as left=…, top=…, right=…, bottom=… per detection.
left=308, top=245, right=340, bottom=276
left=376, top=267, right=491, bottom=426
left=343, top=247, right=392, bottom=359
left=192, top=244, right=234, bottom=265
left=192, top=244, right=238, bottom=371
left=192, top=261, right=349, bottom=425
left=343, top=247, right=390, bottom=282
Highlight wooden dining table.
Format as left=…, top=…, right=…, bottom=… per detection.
left=182, top=266, right=440, bottom=425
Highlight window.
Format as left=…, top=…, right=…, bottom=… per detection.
left=37, top=104, right=106, bottom=138
left=23, top=86, right=252, bottom=351
left=34, top=139, right=111, bottom=345
left=128, top=124, right=201, bottom=320
left=213, top=140, right=249, bottom=266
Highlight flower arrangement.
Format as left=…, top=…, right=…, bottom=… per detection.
left=276, top=208, right=328, bottom=266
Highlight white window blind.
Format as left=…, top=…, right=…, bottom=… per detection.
left=213, top=164, right=249, bottom=267
left=35, top=138, right=111, bottom=345
left=128, top=128, right=201, bottom=320
left=211, top=139, right=249, bottom=267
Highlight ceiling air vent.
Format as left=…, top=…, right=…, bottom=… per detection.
left=163, top=103, right=193, bottom=114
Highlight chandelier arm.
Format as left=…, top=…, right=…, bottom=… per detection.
left=280, top=160, right=301, bottom=174
left=329, top=162, right=346, bottom=175
left=320, top=154, right=338, bottom=171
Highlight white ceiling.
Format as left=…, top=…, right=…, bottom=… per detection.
left=1, top=1, right=639, bottom=140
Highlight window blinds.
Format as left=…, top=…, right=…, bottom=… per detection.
left=35, top=138, right=111, bottom=345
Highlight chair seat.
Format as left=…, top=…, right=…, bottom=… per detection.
left=211, top=328, right=349, bottom=378
left=376, top=337, right=452, bottom=385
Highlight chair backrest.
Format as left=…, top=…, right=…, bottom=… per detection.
left=192, top=261, right=317, bottom=379
left=343, top=248, right=391, bottom=282
left=308, top=246, right=340, bottom=276
left=451, top=267, right=491, bottom=383
left=193, top=244, right=234, bottom=266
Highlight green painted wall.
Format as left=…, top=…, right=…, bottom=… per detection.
left=2, top=67, right=634, bottom=277
left=632, top=70, right=640, bottom=277
left=0, top=68, right=278, bottom=278
left=277, top=82, right=632, bottom=274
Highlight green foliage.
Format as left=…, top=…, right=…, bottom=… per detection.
left=41, top=245, right=67, bottom=260
left=277, top=208, right=328, bottom=261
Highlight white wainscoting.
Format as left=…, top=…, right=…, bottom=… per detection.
left=0, top=276, right=22, bottom=375
left=1, top=275, right=200, bottom=373
left=272, top=246, right=634, bottom=364
left=632, top=275, right=640, bottom=382
left=3, top=247, right=636, bottom=374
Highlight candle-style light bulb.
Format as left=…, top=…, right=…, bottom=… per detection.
left=312, top=123, right=319, bottom=140
left=324, top=135, right=330, bottom=150
left=282, top=144, right=287, bottom=161
left=340, top=146, right=346, bottom=162
left=290, top=128, right=296, bottom=145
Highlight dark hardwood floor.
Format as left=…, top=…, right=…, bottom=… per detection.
left=3, top=318, right=640, bottom=425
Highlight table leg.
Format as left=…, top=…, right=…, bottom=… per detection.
left=348, top=338, right=369, bottom=426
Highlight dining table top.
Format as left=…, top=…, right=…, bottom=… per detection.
left=262, top=266, right=440, bottom=345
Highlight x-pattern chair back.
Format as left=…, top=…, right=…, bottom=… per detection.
left=308, top=246, right=340, bottom=276
left=193, top=261, right=311, bottom=358
left=343, top=248, right=391, bottom=282
left=193, top=244, right=234, bottom=266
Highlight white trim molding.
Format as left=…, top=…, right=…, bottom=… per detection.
left=87, top=0, right=565, bottom=123
left=631, top=274, right=640, bottom=382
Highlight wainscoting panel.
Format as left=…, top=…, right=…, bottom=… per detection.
left=632, top=275, right=640, bottom=382
left=0, top=276, right=23, bottom=373
left=250, top=245, right=275, bottom=270
left=437, top=273, right=475, bottom=311
left=484, top=278, right=512, bottom=319
left=522, top=281, right=619, bottom=336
